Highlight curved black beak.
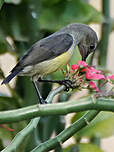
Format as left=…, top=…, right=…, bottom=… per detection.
left=78, top=44, right=89, bottom=61
left=82, top=51, right=90, bottom=61
left=82, top=56, right=87, bottom=61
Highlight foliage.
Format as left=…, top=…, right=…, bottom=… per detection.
left=0, top=0, right=113, bottom=152
left=63, top=143, right=104, bottom=152
left=72, top=112, right=114, bottom=139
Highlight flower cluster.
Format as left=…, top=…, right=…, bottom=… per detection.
left=70, top=61, right=114, bottom=92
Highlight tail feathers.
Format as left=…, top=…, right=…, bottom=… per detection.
left=1, top=69, right=21, bottom=85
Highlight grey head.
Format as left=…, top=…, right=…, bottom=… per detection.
left=59, top=23, right=98, bottom=61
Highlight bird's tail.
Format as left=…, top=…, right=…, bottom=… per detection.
left=1, top=69, right=21, bottom=85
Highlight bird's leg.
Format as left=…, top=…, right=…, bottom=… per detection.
left=38, top=78, right=73, bottom=91
left=32, top=81, right=47, bottom=104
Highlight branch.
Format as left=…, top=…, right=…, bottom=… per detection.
left=2, top=85, right=66, bottom=152
left=46, top=85, right=65, bottom=103
left=2, top=118, right=40, bottom=152
left=1, top=87, right=113, bottom=152
left=0, top=95, right=114, bottom=123
left=31, top=110, right=99, bottom=152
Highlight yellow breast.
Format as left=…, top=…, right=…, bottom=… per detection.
left=20, top=48, right=74, bottom=77
left=35, top=49, right=73, bottom=76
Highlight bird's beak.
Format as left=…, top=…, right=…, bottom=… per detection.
left=82, top=56, right=86, bottom=61
left=78, top=44, right=89, bottom=61
left=82, top=52, right=89, bottom=61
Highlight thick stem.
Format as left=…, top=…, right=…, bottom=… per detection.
left=1, top=86, right=65, bottom=152
left=31, top=111, right=99, bottom=152
left=2, top=118, right=40, bottom=152
left=0, top=97, right=114, bottom=123
left=99, top=0, right=111, bottom=66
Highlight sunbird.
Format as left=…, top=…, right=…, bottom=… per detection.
left=2, top=23, right=98, bottom=104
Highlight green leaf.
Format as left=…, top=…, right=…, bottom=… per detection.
left=63, top=143, right=104, bottom=152
left=0, top=35, right=11, bottom=54
left=39, top=0, right=103, bottom=31
left=4, top=0, right=21, bottom=5
left=38, top=116, right=57, bottom=142
left=0, top=127, right=12, bottom=140
left=0, top=139, right=4, bottom=151
left=0, top=0, right=40, bottom=43
left=42, top=0, right=61, bottom=6
left=69, top=46, right=81, bottom=65
left=71, top=112, right=86, bottom=123
left=0, top=0, right=4, bottom=10
left=0, top=67, right=4, bottom=78
left=0, top=95, right=20, bottom=110
left=72, top=111, right=114, bottom=139
left=79, top=143, right=104, bottom=152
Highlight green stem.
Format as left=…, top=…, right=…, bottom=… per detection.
left=0, top=0, right=4, bottom=10
left=2, top=118, right=40, bottom=152
left=2, top=86, right=65, bottom=152
left=99, top=0, right=111, bottom=66
left=0, top=97, right=114, bottom=123
left=31, top=110, right=99, bottom=152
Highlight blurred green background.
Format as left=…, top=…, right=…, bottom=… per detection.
left=0, top=0, right=114, bottom=152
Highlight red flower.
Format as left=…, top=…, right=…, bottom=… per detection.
left=72, top=64, right=79, bottom=70
left=89, top=81, right=100, bottom=92
left=88, top=67, right=101, bottom=73
left=81, top=66, right=101, bottom=73
left=72, top=61, right=88, bottom=70
left=85, top=72, right=105, bottom=80
left=71, top=61, right=114, bottom=92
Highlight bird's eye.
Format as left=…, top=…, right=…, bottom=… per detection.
left=90, top=44, right=95, bottom=50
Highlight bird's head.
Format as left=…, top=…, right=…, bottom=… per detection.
left=77, top=26, right=98, bottom=61
left=66, top=23, right=98, bottom=61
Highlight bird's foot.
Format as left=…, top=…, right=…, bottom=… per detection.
left=40, top=98, right=47, bottom=104
left=58, top=79, right=75, bottom=91
left=38, top=77, right=76, bottom=92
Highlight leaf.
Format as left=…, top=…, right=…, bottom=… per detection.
left=4, top=0, right=21, bottom=5
left=0, top=127, right=13, bottom=140
left=72, top=111, right=114, bottom=139
left=0, top=0, right=4, bottom=10
left=79, top=143, right=104, bottom=152
left=42, top=0, right=61, bottom=6
left=0, top=67, right=4, bottom=78
left=69, top=47, right=81, bottom=65
left=0, top=95, right=20, bottom=110
left=0, top=34, right=11, bottom=54
left=63, top=143, right=104, bottom=152
left=38, top=116, right=56, bottom=142
left=39, top=0, right=103, bottom=31
left=0, top=0, right=40, bottom=43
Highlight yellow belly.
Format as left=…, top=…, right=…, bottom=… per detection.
left=20, top=49, right=73, bottom=77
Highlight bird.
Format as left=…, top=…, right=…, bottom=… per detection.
left=1, top=23, right=98, bottom=104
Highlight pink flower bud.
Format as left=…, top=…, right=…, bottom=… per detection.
left=107, top=75, right=114, bottom=80
left=77, top=61, right=88, bottom=67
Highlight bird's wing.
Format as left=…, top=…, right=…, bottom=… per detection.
left=11, top=33, right=73, bottom=72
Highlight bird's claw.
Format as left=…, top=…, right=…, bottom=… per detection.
left=59, top=79, right=75, bottom=92
left=40, top=98, right=48, bottom=104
